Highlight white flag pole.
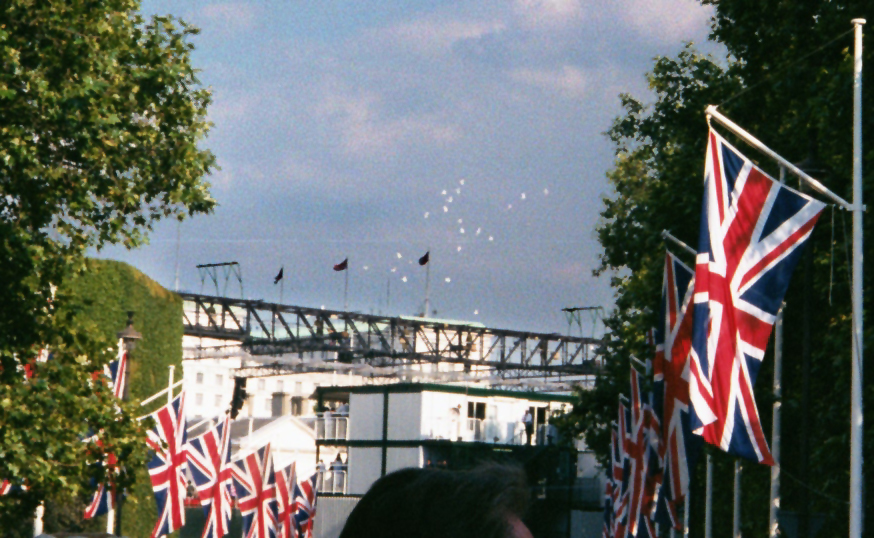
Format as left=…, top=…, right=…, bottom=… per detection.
left=168, top=365, right=175, bottom=405
left=849, top=17, right=865, bottom=538
left=705, top=106, right=853, bottom=210
left=733, top=461, right=742, bottom=538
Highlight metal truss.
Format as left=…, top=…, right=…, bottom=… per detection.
left=180, top=293, right=603, bottom=377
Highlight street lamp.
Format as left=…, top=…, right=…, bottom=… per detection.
left=113, top=311, right=141, bottom=536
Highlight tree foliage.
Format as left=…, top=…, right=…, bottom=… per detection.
left=0, top=0, right=214, bottom=527
left=566, top=2, right=873, bottom=537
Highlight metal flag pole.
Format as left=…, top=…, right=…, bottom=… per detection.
left=770, top=304, right=784, bottom=538
left=705, top=106, right=852, bottom=210
left=168, top=365, right=175, bottom=405
left=733, top=461, right=742, bottom=538
left=344, top=263, right=349, bottom=311
left=424, top=251, right=431, bottom=318
left=849, top=17, right=865, bottom=538
left=683, top=494, right=690, bottom=538
left=705, top=454, right=713, bottom=538
left=661, top=230, right=697, bottom=257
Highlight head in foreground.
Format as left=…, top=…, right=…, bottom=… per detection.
left=339, top=463, right=532, bottom=538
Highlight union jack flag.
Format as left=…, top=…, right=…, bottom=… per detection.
left=689, top=129, right=825, bottom=464
left=652, top=251, right=699, bottom=528
left=83, top=346, right=128, bottom=520
left=187, top=415, right=233, bottom=538
left=292, top=473, right=318, bottom=538
left=232, top=443, right=279, bottom=538
left=275, top=462, right=299, bottom=538
left=624, top=368, right=660, bottom=538
left=612, top=404, right=630, bottom=538
left=146, top=392, right=188, bottom=537
left=602, top=477, right=613, bottom=538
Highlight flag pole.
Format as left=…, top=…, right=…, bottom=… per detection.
left=733, top=461, right=742, bottom=538
left=683, top=494, right=690, bottom=538
left=849, top=18, right=865, bottom=538
left=705, top=454, right=713, bottom=538
left=705, top=106, right=852, bottom=210
left=770, top=304, right=784, bottom=538
left=344, top=262, right=349, bottom=311
left=661, top=230, right=696, bottom=257
left=424, top=250, right=431, bottom=318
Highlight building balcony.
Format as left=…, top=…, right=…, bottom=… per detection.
left=315, top=413, right=349, bottom=441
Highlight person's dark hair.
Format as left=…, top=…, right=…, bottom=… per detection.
left=339, top=463, right=529, bottom=538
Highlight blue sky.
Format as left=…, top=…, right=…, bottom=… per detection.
left=99, top=0, right=716, bottom=334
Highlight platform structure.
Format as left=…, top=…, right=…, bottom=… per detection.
left=179, top=293, right=602, bottom=382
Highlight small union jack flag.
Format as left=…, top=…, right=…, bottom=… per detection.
left=275, top=462, right=299, bottom=538
left=689, top=130, right=824, bottom=464
left=292, top=473, right=318, bottom=538
left=232, top=443, right=279, bottom=538
left=612, top=402, right=630, bottom=538
left=83, top=345, right=128, bottom=520
left=652, top=251, right=700, bottom=529
left=624, top=368, right=659, bottom=538
left=146, top=392, right=188, bottom=537
left=187, top=415, right=233, bottom=538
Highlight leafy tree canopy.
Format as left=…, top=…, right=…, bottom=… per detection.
left=0, top=0, right=215, bottom=523
left=563, top=1, right=872, bottom=535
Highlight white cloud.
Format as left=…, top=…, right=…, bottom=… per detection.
left=513, top=0, right=583, bottom=28
left=613, top=0, right=713, bottom=45
left=382, top=18, right=506, bottom=54
left=199, top=3, right=258, bottom=35
left=317, top=90, right=460, bottom=158
left=510, top=65, right=587, bottom=98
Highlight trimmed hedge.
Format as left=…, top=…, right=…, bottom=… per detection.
left=51, top=258, right=184, bottom=537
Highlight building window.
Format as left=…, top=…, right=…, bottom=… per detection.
left=195, top=372, right=204, bottom=384
left=195, top=393, right=203, bottom=406
left=257, top=379, right=266, bottom=391
left=276, top=380, right=284, bottom=392
left=214, top=394, right=222, bottom=407
left=215, top=374, right=223, bottom=386
left=294, top=381, right=302, bottom=394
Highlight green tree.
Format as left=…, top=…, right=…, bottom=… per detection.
left=568, top=2, right=873, bottom=537
left=0, top=0, right=215, bottom=528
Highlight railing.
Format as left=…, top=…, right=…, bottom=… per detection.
left=315, top=413, right=349, bottom=441
left=317, top=468, right=347, bottom=494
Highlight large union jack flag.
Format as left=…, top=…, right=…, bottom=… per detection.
left=275, top=462, right=299, bottom=538
left=146, top=392, right=188, bottom=537
left=84, top=345, right=129, bottom=520
left=232, top=443, right=279, bottom=538
left=292, top=473, right=318, bottom=538
left=652, top=251, right=699, bottom=529
left=689, top=129, right=825, bottom=464
left=187, top=415, right=233, bottom=538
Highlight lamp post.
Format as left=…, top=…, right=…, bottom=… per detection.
left=113, top=311, right=141, bottom=536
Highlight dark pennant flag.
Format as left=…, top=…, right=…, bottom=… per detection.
left=274, top=267, right=283, bottom=284
left=333, top=258, right=348, bottom=271
left=418, top=251, right=430, bottom=266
